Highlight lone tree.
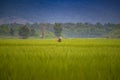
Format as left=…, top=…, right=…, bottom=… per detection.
left=18, top=25, right=31, bottom=39
left=53, top=23, right=63, bottom=37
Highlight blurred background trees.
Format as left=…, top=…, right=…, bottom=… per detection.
left=18, top=25, right=31, bottom=39
left=0, top=22, right=120, bottom=39
left=53, top=23, right=63, bottom=37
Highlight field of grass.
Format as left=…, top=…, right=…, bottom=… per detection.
left=0, top=38, right=120, bottom=80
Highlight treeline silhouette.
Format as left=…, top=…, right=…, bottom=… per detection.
left=0, top=22, right=120, bottom=38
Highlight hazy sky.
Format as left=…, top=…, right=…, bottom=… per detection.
left=0, top=0, right=120, bottom=23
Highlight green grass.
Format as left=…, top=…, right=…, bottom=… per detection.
left=0, top=38, right=120, bottom=80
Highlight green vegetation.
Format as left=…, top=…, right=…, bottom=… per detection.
left=104, top=29, right=120, bottom=38
left=18, top=25, right=31, bottom=38
left=53, top=23, right=63, bottom=37
left=0, top=22, right=120, bottom=38
left=0, top=39, right=120, bottom=80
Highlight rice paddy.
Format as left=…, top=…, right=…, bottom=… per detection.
left=0, top=38, right=120, bottom=80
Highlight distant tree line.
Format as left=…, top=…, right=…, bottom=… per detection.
left=0, top=22, right=120, bottom=38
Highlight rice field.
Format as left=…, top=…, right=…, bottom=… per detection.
left=0, top=38, right=120, bottom=80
